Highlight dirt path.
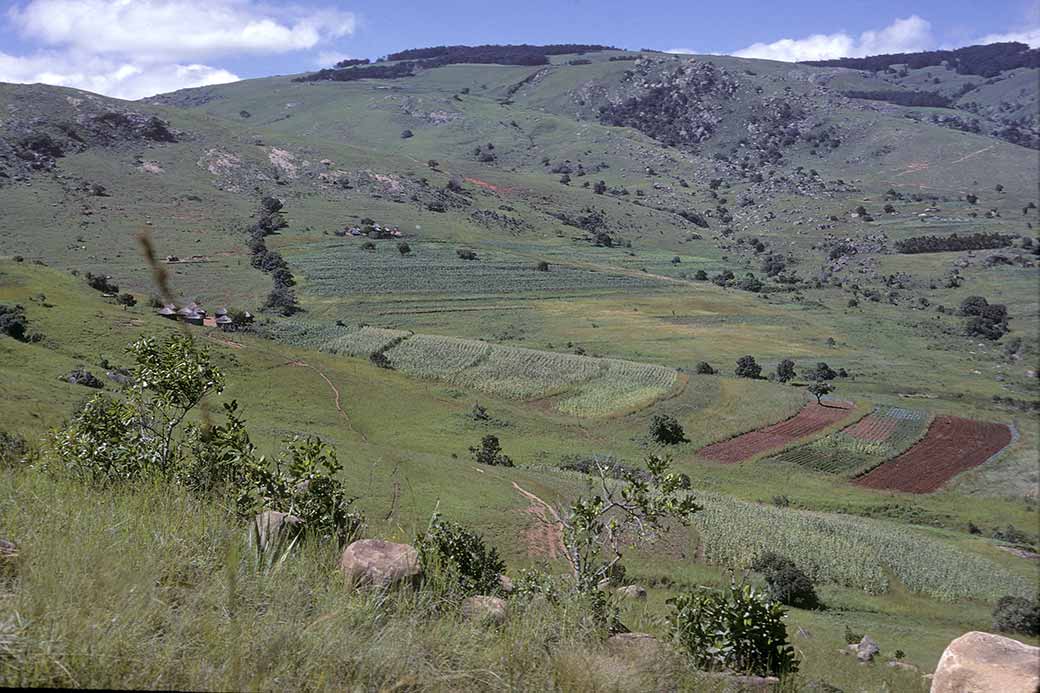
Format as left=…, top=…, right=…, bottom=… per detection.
left=202, top=332, right=366, bottom=442
left=512, top=482, right=565, bottom=559
left=285, top=359, right=368, bottom=442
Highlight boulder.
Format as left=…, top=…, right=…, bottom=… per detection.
left=616, top=584, right=648, bottom=600
left=887, top=660, right=919, bottom=673
left=496, top=574, right=514, bottom=594
left=461, top=595, right=508, bottom=625
left=338, top=539, right=420, bottom=589
left=931, top=631, right=1039, bottom=693
left=251, top=510, right=302, bottom=551
left=856, top=635, right=880, bottom=662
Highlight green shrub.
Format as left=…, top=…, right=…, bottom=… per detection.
left=993, top=595, right=1040, bottom=636
left=0, top=431, right=31, bottom=467
left=752, top=552, right=819, bottom=609
left=416, top=514, right=505, bottom=596
left=238, top=436, right=364, bottom=547
left=844, top=625, right=863, bottom=644
left=469, top=434, right=513, bottom=467
left=735, top=355, right=761, bottom=379
left=694, top=361, right=715, bottom=375
left=648, top=414, right=688, bottom=445
left=667, top=580, right=799, bottom=677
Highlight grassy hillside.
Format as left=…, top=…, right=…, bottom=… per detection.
left=1, top=43, right=1038, bottom=691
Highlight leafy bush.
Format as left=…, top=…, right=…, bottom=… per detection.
left=694, top=361, right=715, bottom=375
left=667, top=580, right=799, bottom=677
left=805, top=362, right=837, bottom=381
left=416, top=514, right=506, bottom=596
left=469, top=434, right=512, bottom=467
left=84, top=272, right=119, bottom=293
left=648, top=414, right=688, bottom=445
left=456, top=248, right=478, bottom=261
left=992, top=595, right=1040, bottom=636
left=238, top=436, right=364, bottom=546
left=48, top=334, right=224, bottom=483
left=0, top=304, right=30, bottom=341
left=752, top=552, right=819, bottom=609
left=735, top=355, right=761, bottom=379
left=0, top=431, right=30, bottom=467
left=775, top=359, right=796, bottom=383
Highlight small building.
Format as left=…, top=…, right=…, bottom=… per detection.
left=182, top=312, right=204, bottom=326
left=215, top=315, right=234, bottom=331
left=158, top=303, right=177, bottom=320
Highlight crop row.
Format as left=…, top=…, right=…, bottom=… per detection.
left=323, top=328, right=677, bottom=416
left=324, top=327, right=411, bottom=358
left=293, top=241, right=662, bottom=297
left=694, top=493, right=1032, bottom=601
left=767, top=407, right=930, bottom=476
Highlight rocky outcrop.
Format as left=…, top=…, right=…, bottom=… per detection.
left=461, top=596, right=508, bottom=625
left=930, top=631, right=1039, bottom=693
left=338, top=539, right=421, bottom=589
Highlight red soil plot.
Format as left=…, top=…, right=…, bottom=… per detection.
left=697, top=400, right=856, bottom=464
left=855, top=416, right=1012, bottom=494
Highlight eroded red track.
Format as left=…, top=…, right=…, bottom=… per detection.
left=854, top=416, right=1012, bottom=493
left=697, top=401, right=855, bottom=463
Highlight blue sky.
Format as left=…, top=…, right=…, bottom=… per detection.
left=1, top=0, right=1037, bottom=99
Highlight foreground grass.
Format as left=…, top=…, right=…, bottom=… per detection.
left=0, top=468, right=936, bottom=692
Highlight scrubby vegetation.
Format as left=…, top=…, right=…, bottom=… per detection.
left=895, top=232, right=1015, bottom=254
left=805, top=41, right=1039, bottom=78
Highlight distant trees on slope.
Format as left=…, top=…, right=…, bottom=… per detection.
left=803, top=42, right=1039, bottom=78
left=894, top=232, right=1015, bottom=254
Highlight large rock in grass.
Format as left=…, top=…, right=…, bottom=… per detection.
left=616, top=584, right=647, bottom=600
left=930, top=631, right=1039, bottom=693
left=251, top=510, right=303, bottom=550
left=856, top=635, right=880, bottom=662
left=461, top=595, right=508, bottom=625
left=338, top=539, right=420, bottom=589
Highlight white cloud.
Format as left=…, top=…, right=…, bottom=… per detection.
left=732, top=15, right=934, bottom=62
left=1, top=0, right=356, bottom=98
left=973, top=27, right=1040, bottom=48
left=8, top=0, right=356, bottom=61
left=314, top=50, right=353, bottom=68
left=0, top=49, right=239, bottom=99
left=665, top=48, right=697, bottom=55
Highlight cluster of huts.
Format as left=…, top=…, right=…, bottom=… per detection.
left=156, top=302, right=251, bottom=330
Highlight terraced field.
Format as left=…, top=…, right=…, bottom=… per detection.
left=855, top=416, right=1014, bottom=494
left=765, top=407, right=930, bottom=476
left=324, top=328, right=679, bottom=416
left=696, top=400, right=856, bottom=463
left=293, top=241, right=666, bottom=296
left=324, top=327, right=411, bottom=357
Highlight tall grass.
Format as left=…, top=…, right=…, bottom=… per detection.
left=0, top=468, right=720, bottom=691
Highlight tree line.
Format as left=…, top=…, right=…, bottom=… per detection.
left=894, top=232, right=1014, bottom=254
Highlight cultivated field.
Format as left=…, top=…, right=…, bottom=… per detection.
left=765, top=406, right=931, bottom=476
left=696, top=400, right=856, bottom=463
left=856, top=416, right=1015, bottom=493
left=317, top=328, right=681, bottom=416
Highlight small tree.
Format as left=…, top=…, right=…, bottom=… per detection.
left=536, top=260, right=550, bottom=272
left=554, top=454, right=700, bottom=592
left=593, top=180, right=607, bottom=195
left=775, top=359, right=796, bottom=383
left=648, top=414, right=688, bottom=445
left=735, top=355, right=761, bottom=379
left=808, top=381, right=834, bottom=405
left=469, top=434, right=512, bottom=467
left=397, top=242, right=411, bottom=256
left=694, top=361, right=715, bottom=375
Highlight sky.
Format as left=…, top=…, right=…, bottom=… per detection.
left=0, top=0, right=1037, bottom=100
